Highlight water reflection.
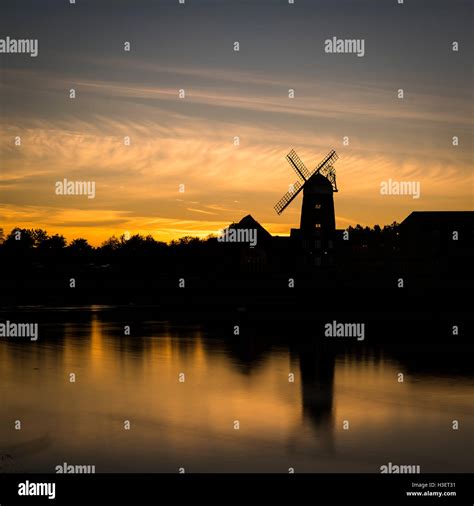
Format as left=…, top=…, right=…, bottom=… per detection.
left=0, top=307, right=473, bottom=473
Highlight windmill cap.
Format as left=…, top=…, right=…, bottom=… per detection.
left=305, top=173, right=334, bottom=193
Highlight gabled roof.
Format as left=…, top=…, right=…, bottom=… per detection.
left=229, top=214, right=272, bottom=240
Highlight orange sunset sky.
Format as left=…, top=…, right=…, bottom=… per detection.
left=1, top=0, right=472, bottom=245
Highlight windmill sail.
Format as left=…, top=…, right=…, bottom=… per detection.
left=274, top=180, right=304, bottom=215
left=286, top=149, right=310, bottom=181
left=310, top=150, right=338, bottom=178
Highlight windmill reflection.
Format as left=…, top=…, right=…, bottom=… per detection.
left=222, top=331, right=337, bottom=443
left=298, top=340, right=335, bottom=430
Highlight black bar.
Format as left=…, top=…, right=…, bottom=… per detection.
left=1, top=473, right=473, bottom=505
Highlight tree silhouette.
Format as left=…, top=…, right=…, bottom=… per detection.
left=38, top=234, right=67, bottom=252
left=69, top=238, right=93, bottom=253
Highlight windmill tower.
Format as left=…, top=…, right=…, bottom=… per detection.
left=274, top=149, right=339, bottom=260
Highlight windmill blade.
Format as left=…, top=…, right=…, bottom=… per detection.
left=274, top=180, right=304, bottom=215
left=310, top=149, right=338, bottom=178
left=286, top=149, right=310, bottom=181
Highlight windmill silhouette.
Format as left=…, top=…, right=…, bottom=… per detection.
left=274, top=149, right=339, bottom=257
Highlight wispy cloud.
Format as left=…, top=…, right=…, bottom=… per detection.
left=2, top=65, right=473, bottom=127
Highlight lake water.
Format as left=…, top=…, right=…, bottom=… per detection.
left=1, top=306, right=473, bottom=473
